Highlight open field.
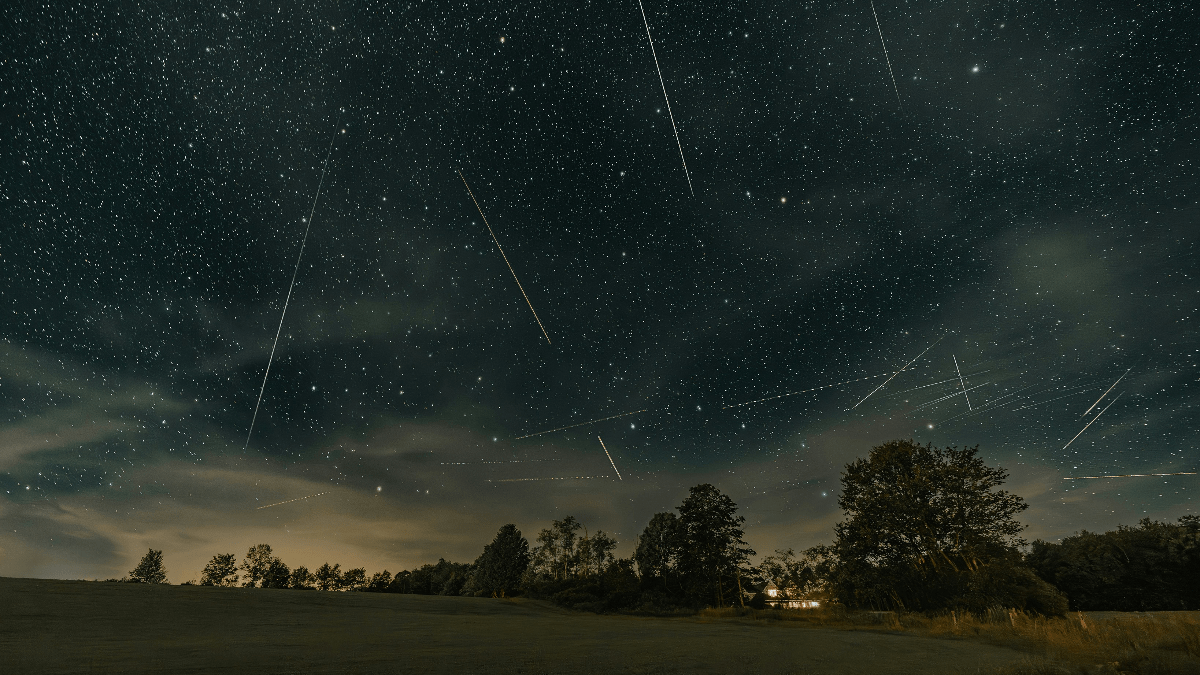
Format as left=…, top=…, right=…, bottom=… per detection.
left=0, top=577, right=1033, bottom=675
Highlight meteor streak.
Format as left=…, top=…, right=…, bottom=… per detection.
left=458, top=171, right=551, bottom=345
left=1064, top=472, right=1197, bottom=480
left=1082, top=369, right=1130, bottom=417
left=850, top=335, right=945, bottom=410
left=1063, top=392, right=1123, bottom=450
left=515, top=408, right=647, bottom=439
left=256, top=491, right=330, bottom=510
left=636, top=0, right=694, bottom=196
left=245, top=125, right=340, bottom=452
left=870, top=0, right=902, bottom=106
left=490, top=476, right=605, bottom=482
left=441, top=459, right=563, bottom=465
left=723, top=372, right=891, bottom=410
left=598, top=435, right=623, bottom=480
left=910, top=380, right=989, bottom=412
left=953, top=355, right=972, bottom=411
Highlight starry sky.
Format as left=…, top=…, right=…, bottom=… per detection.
left=3, top=0, right=1197, bottom=582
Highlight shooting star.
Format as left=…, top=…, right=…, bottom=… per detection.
left=256, top=491, right=330, bottom=510
left=910, top=380, right=989, bottom=412
left=598, top=435, right=623, bottom=480
left=490, top=476, right=606, bottom=482
left=870, top=0, right=902, bottom=106
left=636, top=0, right=694, bottom=196
left=245, top=125, right=340, bottom=451
left=1063, top=392, right=1123, bottom=450
left=458, top=171, right=551, bottom=344
left=1064, top=472, right=1197, bottom=480
left=851, top=335, right=945, bottom=410
left=1082, top=369, right=1130, bottom=417
left=515, top=408, right=647, bottom=440
left=953, top=355, right=972, bottom=411
left=441, top=459, right=563, bottom=465
left=723, top=371, right=891, bottom=410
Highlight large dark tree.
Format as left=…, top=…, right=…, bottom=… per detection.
left=634, top=512, right=681, bottom=593
left=830, top=439, right=1063, bottom=613
left=241, top=544, right=275, bottom=588
left=675, top=484, right=755, bottom=607
left=1028, top=516, right=1200, bottom=611
left=129, top=548, right=168, bottom=584
left=199, top=553, right=238, bottom=587
left=472, top=524, right=531, bottom=597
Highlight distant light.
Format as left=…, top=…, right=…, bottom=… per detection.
left=376, top=486, right=382, bottom=492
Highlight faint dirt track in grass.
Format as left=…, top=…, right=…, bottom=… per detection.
left=0, top=577, right=1032, bottom=674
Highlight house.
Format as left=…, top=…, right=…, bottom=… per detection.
left=762, top=581, right=820, bottom=609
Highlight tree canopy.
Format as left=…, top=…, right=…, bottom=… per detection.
left=829, top=439, right=1062, bottom=613
left=471, top=523, right=531, bottom=597
left=129, top=548, right=168, bottom=584
left=200, top=553, right=239, bottom=587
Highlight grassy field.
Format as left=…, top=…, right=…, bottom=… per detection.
left=0, top=576, right=1035, bottom=675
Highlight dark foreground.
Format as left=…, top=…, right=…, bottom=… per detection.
left=0, top=577, right=1031, bottom=674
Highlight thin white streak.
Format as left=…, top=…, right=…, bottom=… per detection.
left=458, top=171, right=551, bottom=344
left=1063, top=392, right=1123, bottom=450
left=1064, top=472, right=1197, bottom=480
left=870, top=0, right=901, bottom=106
left=515, top=409, right=647, bottom=440
left=598, top=435, right=623, bottom=480
left=851, top=335, right=945, bottom=410
left=1082, top=369, right=1130, bottom=417
left=636, top=0, right=693, bottom=196
left=256, top=491, right=330, bottom=510
left=953, top=355, right=971, bottom=411
left=244, top=126, right=339, bottom=451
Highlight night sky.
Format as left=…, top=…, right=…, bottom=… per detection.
left=3, top=0, right=1197, bottom=582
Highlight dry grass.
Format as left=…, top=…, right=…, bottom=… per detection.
left=693, top=605, right=1200, bottom=674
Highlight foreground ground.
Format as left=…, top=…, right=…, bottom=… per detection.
left=0, top=576, right=1032, bottom=674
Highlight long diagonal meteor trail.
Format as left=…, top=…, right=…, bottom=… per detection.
left=851, top=335, right=945, bottom=410
left=598, top=436, right=623, bottom=480
left=870, top=0, right=902, bottom=106
left=1082, top=369, right=1130, bottom=417
left=636, top=0, right=693, bottom=196
left=1063, top=392, right=1123, bottom=450
left=256, top=491, right=330, bottom=510
left=458, top=171, right=551, bottom=344
left=723, top=372, right=891, bottom=410
left=953, top=355, right=972, bottom=411
left=515, top=409, right=647, bottom=440
left=1064, top=472, right=1197, bottom=480
left=244, top=126, right=340, bottom=452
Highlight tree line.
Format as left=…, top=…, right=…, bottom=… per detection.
left=120, top=439, right=1200, bottom=613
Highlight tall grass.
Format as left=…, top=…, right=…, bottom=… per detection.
left=694, top=606, right=1200, bottom=674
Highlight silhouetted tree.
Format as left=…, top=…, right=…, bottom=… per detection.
left=129, top=548, right=168, bottom=584
left=261, top=557, right=291, bottom=589
left=472, top=524, right=531, bottom=597
left=577, top=529, right=617, bottom=578
left=315, top=562, right=342, bottom=591
left=829, top=439, right=1062, bottom=613
left=1028, top=516, right=1200, bottom=611
left=366, top=570, right=393, bottom=591
left=289, top=566, right=315, bottom=590
left=200, top=553, right=239, bottom=587
left=530, top=516, right=582, bottom=581
left=635, top=512, right=681, bottom=590
left=342, top=567, right=367, bottom=591
left=241, top=544, right=275, bottom=588
left=675, top=484, right=755, bottom=607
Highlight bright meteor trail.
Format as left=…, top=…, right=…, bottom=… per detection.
left=1064, top=472, right=1197, bottom=480
left=850, top=335, right=945, bottom=410
left=1063, top=391, right=1123, bottom=450
left=256, top=491, right=330, bottom=510
left=598, top=435, right=623, bottom=480
left=458, top=171, right=551, bottom=345
left=870, top=0, right=901, bottom=106
left=515, top=408, right=647, bottom=440
left=244, top=125, right=340, bottom=452
left=1082, top=369, right=1130, bottom=417
left=636, top=0, right=693, bottom=196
